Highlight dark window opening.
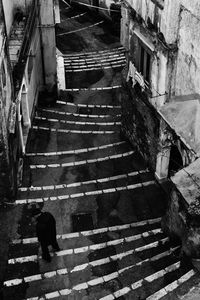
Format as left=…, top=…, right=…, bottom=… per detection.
left=168, top=145, right=183, bottom=177
left=138, top=44, right=151, bottom=83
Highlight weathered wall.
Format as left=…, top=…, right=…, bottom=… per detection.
left=39, top=0, right=57, bottom=90
left=124, top=0, right=181, bottom=44
left=121, top=83, right=160, bottom=169
left=163, top=184, right=200, bottom=259
left=2, top=0, right=14, bottom=35
left=25, top=28, right=43, bottom=118
left=174, top=7, right=200, bottom=96
left=0, top=26, right=15, bottom=200
left=0, top=51, right=13, bottom=120
left=2, top=0, right=33, bottom=36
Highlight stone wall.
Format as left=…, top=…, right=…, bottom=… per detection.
left=174, top=7, right=200, bottom=97
left=121, top=82, right=160, bottom=169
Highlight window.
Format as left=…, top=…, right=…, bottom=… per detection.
left=138, top=44, right=151, bottom=83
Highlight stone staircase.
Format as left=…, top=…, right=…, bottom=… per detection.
left=3, top=87, right=199, bottom=299
left=3, top=2, right=199, bottom=298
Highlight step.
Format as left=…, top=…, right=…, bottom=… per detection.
left=9, top=222, right=163, bottom=260
left=5, top=235, right=171, bottom=283
left=60, top=85, right=122, bottom=92
left=28, top=149, right=135, bottom=169
left=12, top=217, right=162, bottom=245
left=28, top=148, right=135, bottom=168
left=62, top=46, right=126, bottom=58
left=15, top=180, right=156, bottom=205
left=64, top=53, right=125, bottom=63
left=18, top=169, right=150, bottom=194
left=7, top=229, right=165, bottom=265
left=36, top=107, right=121, bottom=120
left=99, top=264, right=195, bottom=300
left=33, top=116, right=121, bottom=132
left=4, top=246, right=178, bottom=287
left=64, top=63, right=126, bottom=72
left=17, top=171, right=154, bottom=203
left=25, top=140, right=126, bottom=157
left=36, top=103, right=121, bottom=115
left=25, top=130, right=124, bottom=155
left=24, top=140, right=132, bottom=164
left=4, top=246, right=181, bottom=299
left=55, top=101, right=121, bottom=109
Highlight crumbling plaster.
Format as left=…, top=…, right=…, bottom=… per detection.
left=175, top=7, right=200, bottom=97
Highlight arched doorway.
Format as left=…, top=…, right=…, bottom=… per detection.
left=168, top=145, right=183, bottom=177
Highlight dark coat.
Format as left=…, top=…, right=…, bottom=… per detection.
left=36, top=212, right=57, bottom=245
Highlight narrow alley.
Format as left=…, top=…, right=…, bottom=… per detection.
left=2, top=1, right=199, bottom=299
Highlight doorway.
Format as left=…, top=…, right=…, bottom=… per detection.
left=168, top=145, right=183, bottom=177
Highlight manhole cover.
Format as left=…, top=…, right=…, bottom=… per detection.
left=72, top=213, right=93, bottom=232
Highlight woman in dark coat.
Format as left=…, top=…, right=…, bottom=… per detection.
left=32, top=208, right=60, bottom=262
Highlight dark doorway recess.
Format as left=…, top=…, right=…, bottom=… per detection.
left=168, top=145, right=183, bottom=177
left=93, top=0, right=99, bottom=12
left=72, top=213, right=94, bottom=232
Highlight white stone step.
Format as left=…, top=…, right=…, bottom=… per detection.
left=18, top=169, right=149, bottom=192
left=32, top=125, right=117, bottom=134
left=65, top=63, right=126, bottom=72
left=34, top=115, right=121, bottom=126
left=4, top=246, right=179, bottom=287
left=99, top=262, right=183, bottom=300
left=25, top=141, right=125, bottom=157
left=29, top=150, right=135, bottom=169
left=146, top=269, right=197, bottom=300
left=8, top=228, right=164, bottom=264
left=38, top=107, right=121, bottom=118
left=61, top=85, right=122, bottom=91
left=62, top=46, right=125, bottom=57
left=56, top=101, right=121, bottom=108
left=15, top=180, right=155, bottom=204
left=12, top=216, right=161, bottom=244
left=22, top=261, right=182, bottom=300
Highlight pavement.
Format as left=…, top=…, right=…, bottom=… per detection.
left=1, top=1, right=200, bottom=299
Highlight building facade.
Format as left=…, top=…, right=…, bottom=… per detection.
left=0, top=0, right=57, bottom=202
left=120, top=0, right=200, bottom=257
